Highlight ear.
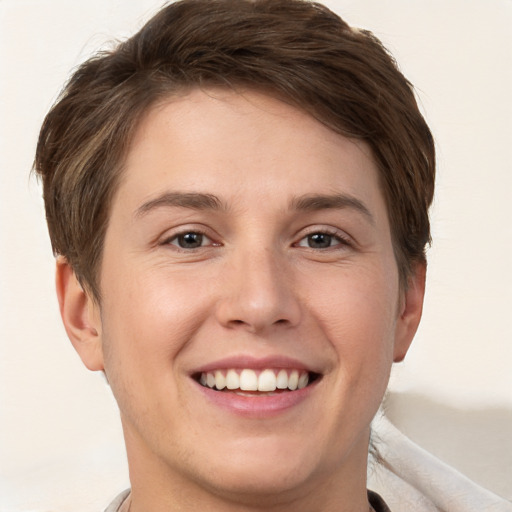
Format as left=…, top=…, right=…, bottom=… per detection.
left=55, top=256, right=104, bottom=371
left=393, top=262, right=426, bottom=363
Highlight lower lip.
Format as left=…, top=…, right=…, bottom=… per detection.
left=194, top=380, right=318, bottom=418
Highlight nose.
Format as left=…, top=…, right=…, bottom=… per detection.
left=215, top=247, right=302, bottom=334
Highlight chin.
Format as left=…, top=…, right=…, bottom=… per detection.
left=197, top=461, right=315, bottom=503
left=182, top=436, right=331, bottom=500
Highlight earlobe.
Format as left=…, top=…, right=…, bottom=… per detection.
left=393, top=262, right=426, bottom=363
left=56, top=257, right=104, bottom=371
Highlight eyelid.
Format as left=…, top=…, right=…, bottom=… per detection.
left=294, top=226, right=354, bottom=248
left=169, top=232, right=213, bottom=248
left=160, top=225, right=221, bottom=249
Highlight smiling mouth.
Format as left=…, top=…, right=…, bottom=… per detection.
left=194, top=368, right=321, bottom=394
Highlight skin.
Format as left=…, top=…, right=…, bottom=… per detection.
left=57, top=89, right=425, bottom=512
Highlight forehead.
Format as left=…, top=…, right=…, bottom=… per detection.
left=117, top=88, right=384, bottom=211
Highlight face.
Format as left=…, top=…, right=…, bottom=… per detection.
left=59, top=89, right=424, bottom=507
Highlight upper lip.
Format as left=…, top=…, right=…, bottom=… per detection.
left=190, top=355, right=321, bottom=375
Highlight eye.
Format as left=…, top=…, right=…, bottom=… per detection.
left=168, top=231, right=212, bottom=249
left=296, top=231, right=348, bottom=249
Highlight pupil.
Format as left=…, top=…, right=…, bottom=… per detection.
left=179, top=232, right=203, bottom=248
left=309, top=233, right=331, bottom=248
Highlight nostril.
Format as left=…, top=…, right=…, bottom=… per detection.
left=229, top=319, right=246, bottom=327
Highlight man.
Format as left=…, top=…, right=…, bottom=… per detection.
left=33, top=1, right=509, bottom=511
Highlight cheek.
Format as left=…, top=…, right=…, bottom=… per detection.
left=98, top=269, right=211, bottom=433
left=99, top=265, right=213, bottom=387
left=305, top=262, right=399, bottom=374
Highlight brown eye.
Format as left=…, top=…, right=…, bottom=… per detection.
left=172, top=232, right=206, bottom=249
left=306, top=233, right=333, bottom=249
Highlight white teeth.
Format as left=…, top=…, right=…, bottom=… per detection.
left=206, top=372, right=216, bottom=388
left=288, top=370, right=299, bottom=390
left=239, top=369, right=258, bottom=391
left=276, top=369, right=288, bottom=389
left=226, top=369, right=239, bottom=390
left=298, top=372, right=309, bottom=389
left=258, top=369, right=277, bottom=392
left=199, top=368, right=313, bottom=392
left=214, top=370, right=226, bottom=390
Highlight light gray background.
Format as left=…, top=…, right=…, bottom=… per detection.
left=1, top=0, right=511, bottom=510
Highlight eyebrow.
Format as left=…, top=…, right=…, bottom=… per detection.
left=134, top=191, right=374, bottom=224
left=135, top=192, right=226, bottom=218
left=290, top=193, right=375, bottom=225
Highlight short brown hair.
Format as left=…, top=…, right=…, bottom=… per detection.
left=34, top=0, right=435, bottom=300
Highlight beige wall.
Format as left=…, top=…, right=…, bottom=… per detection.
left=1, top=0, right=510, bottom=510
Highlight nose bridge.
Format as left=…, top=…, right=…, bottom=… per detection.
left=216, top=242, right=301, bottom=332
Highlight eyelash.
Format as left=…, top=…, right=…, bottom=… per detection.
left=162, top=227, right=352, bottom=252
left=295, top=228, right=353, bottom=250
left=162, top=229, right=218, bottom=250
